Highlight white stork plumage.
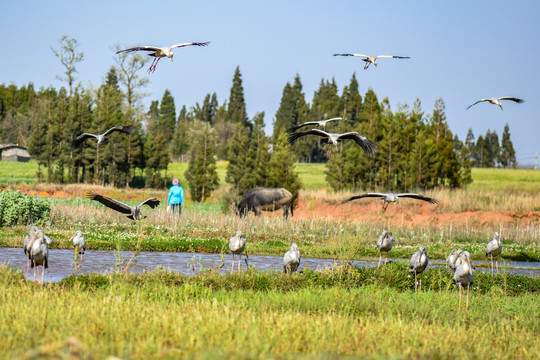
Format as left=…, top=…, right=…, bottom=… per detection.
left=466, top=97, right=524, bottom=110
left=287, top=128, right=376, bottom=157
left=286, top=117, right=348, bottom=133
left=341, top=192, right=439, bottom=212
left=333, top=53, right=410, bottom=70
left=229, top=230, right=248, bottom=272
left=116, top=42, right=210, bottom=73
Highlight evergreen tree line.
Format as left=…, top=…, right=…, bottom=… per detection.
left=0, top=35, right=517, bottom=200
left=462, top=125, right=516, bottom=169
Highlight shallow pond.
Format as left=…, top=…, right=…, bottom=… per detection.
left=1, top=247, right=538, bottom=283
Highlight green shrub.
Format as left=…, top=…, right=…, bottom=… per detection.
left=0, top=189, right=50, bottom=227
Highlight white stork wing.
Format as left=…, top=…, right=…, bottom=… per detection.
left=498, top=97, right=524, bottom=104
left=337, top=132, right=377, bottom=155
left=116, top=46, right=161, bottom=54
left=341, top=193, right=386, bottom=204
left=376, top=55, right=410, bottom=59
left=287, top=128, right=331, bottom=144
left=333, top=53, right=369, bottom=57
left=69, top=133, right=98, bottom=149
left=286, top=121, right=320, bottom=133
left=102, top=126, right=135, bottom=137
left=170, top=41, right=211, bottom=49
left=397, top=193, right=439, bottom=204
left=466, top=99, right=490, bottom=110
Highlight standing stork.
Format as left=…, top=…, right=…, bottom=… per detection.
left=27, top=227, right=50, bottom=285
left=286, top=117, right=348, bottom=133
left=466, top=97, right=524, bottom=110
left=116, top=42, right=210, bottom=73
left=486, top=232, right=503, bottom=275
left=287, top=128, right=376, bottom=157
left=85, top=191, right=160, bottom=236
left=376, top=229, right=394, bottom=268
left=24, top=226, right=52, bottom=279
left=409, top=246, right=429, bottom=291
left=333, top=53, right=410, bottom=70
left=446, top=249, right=464, bottom=272
left=283, top=243, right=301, bottom=274
left=453, top=251, right=474, bottom=313
left=341, top=192, right=439, bottom=212
left=229, top=230, right=247, bottom=272
left=70, top=230, right=86, bottom=261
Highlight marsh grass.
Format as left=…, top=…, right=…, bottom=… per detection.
left=1, top=265, right=538, bottom=359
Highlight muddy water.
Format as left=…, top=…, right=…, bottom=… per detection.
left=1, top=247, right=538, bottom=283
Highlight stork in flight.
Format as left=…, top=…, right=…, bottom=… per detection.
left=466, top=97, right=524, bottom=110
left=287, top=129, right=376, bottom=157
left=341, top=192, right=439, bottom=212
left=116, top=42, right=210, bottom=73
left=333, top=53, right=410, bottom=70
left=286, top=117, right=348, bottom=133
left=86, top=191, right=160, bottom=237
left=69, top=126, right=135, bottom=149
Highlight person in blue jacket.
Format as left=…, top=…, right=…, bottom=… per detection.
left=167, top=178, right=184, bottom=216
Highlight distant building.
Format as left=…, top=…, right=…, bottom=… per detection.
left=0, top=144, right=31, bottom=162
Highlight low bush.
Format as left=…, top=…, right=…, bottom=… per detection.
left=0, top=189, right=50, bottom=227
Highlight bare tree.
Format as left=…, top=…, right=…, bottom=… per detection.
left=114, top=44, right=150, bottom=111
left=51, top=35, right=84, bottom=96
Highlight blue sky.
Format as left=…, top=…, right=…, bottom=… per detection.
left=2, top=1, right=539, bottom=165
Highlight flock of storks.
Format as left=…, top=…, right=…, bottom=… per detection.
left=21, top=41, right=516, bottom=313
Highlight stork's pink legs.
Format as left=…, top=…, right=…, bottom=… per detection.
left=147, top=57, right=162, bottom=73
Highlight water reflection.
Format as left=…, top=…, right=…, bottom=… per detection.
left=1, top=247, right=538, bottom=283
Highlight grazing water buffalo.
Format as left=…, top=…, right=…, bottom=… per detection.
left=237, top=187, right=295, bottom=218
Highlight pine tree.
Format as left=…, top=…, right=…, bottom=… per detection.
left=226, top=123, right=251, bottom=195
left=159, top=89, right=176, bottom=144
left=267, top=131, right=301, bottom=200
left=185, top=121, right=219, bottom=201
left=244, top=112, right=270, bottom=189
left=227, top=66, right=249, bottom=127
left=499, top=124, right=516, bottom=168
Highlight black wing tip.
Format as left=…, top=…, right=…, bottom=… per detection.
left=121, top=126, right=135, bottom=135
left=514, top=98, right=525, bottom=104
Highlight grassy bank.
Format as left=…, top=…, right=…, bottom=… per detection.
left=1, top=265, right=538, bottom=359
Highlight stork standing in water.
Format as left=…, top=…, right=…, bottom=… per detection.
left=283, top=243, right=301, bottom=274
left=24, top=226, right=52, bottom=279
left=486, top=232, right=503, bottom=275
left=27, top=227, right=50, bottom=285
left=376, top=230, right=394, bottom=268
left=341, top=192, right=439, bottom=212
left=466, top=97, right=524, bottom=110
left=453, top=251, right=474, bottom=312
left=409, top=246, right=429, bottom=291
left=333, top=53, right=410, bottom=70
left=287, top=128, right=376, bottom=157
left=116, top=42, right=210, bottom=73
left=70, top=230, right=86, bottom=261
left=229, top=230, right=247, bottom=272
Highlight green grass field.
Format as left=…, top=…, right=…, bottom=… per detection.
left=1, top=265, right=538, bottom=359
left=2, top=160, right=540, bottom=192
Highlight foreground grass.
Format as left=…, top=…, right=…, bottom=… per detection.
left=1, top=265, right=538, bottom=359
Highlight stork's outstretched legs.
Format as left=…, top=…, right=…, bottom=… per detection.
left=237, top=254, right=241, bottom=272
left=148, top=57, right=162, bottom=73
